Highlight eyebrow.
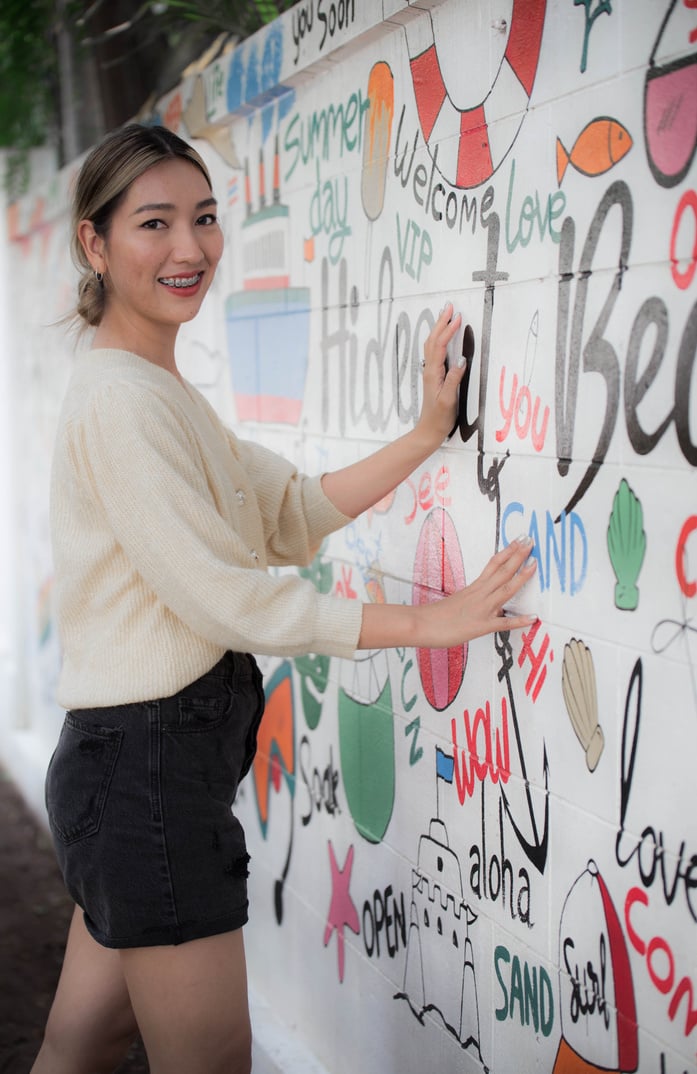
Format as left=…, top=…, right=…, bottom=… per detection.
left=131, top=197, right=218, bottom=216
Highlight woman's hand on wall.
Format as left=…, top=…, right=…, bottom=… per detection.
left=357, top=537, right=537, bottom=650
left=415, top=302, right=466, bottom=451
left=320, top=302, right=466, bottom=519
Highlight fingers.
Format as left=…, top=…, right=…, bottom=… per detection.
left=439, top=306, right=462, bottom=354
left=478, top=538, right=538, bottom=622
left=479, top=535, right=534, bottom=582
left=498, top=609, right=537, bottom=632
left=423, top=302, right=462, bottom=372
left=436, top=301, right=461, bottom=339
left=500, top=557, right=537, bottom=604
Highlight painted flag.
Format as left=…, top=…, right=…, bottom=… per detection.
left=436, top=746, right=454, bottom=783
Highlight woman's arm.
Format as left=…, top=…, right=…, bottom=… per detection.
left=321, top=304, right=464, bottom=518
left=319, top=302, right=538, bottom=645
left=357, top=538, right=538, bottom=649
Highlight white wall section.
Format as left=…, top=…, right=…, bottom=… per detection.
left=3, top=2, right=696, bottom=1071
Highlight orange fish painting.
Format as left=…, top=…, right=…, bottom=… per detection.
left=556, top=117, right=633, bottom=185
left=251, top=663, right=295, bottom=834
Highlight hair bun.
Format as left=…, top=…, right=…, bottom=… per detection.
left=76, top=270, right=106, bottom=327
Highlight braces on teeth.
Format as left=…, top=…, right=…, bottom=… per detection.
left=160, top=275, right=201, bottom=287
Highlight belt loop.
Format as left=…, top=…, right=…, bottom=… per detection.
left=148, top=701, right=162, bottom=823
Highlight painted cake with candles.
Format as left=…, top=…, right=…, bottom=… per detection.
left=225, top=135, right=311, bottom=425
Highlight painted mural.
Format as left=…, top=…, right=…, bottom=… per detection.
left=7, top=2, right=697, bottom=1072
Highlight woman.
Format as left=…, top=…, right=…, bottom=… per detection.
left=32, top=124, right=536, bottom=1074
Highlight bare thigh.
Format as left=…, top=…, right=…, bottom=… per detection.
left=31, top=905, right=138, bottom=1074
left=121, top=927, right=252, bottom=1074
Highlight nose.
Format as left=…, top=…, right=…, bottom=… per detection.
left=171, top=223, right=205, bottom=263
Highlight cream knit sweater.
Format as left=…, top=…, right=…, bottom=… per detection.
left=50, top=349, right=363, bottom=708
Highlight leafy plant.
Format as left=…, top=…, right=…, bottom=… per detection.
left=1, top=0, right=295, bottom=193
left=0, top=0, right=56, bottom=149
left=0, top=0, right=57, bottom=195
left=144, top=0, right=293, bottom=37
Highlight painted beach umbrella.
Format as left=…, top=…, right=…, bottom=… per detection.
left=554, top=861, right=638, bottom=1073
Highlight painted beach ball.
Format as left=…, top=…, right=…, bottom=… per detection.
left=413, top=508, right=468, bottom=711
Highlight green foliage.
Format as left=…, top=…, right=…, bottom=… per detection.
left=0, top=0, right=296, bottom=156
left=0, top=0, right=56, bottom=150
left=150, top=0, right=297, bottom=49
left=253, top=0, right=290, bottom=24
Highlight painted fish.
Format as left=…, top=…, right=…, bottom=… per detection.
left=556, top=117, right=633, bottom=185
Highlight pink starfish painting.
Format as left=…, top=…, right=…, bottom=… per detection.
left=323, top=841, right=360, bottom=982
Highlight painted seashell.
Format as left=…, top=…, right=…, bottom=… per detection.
left=561, top=638, right=604, bottom=772
left=607, top=478, right=646, bottom=611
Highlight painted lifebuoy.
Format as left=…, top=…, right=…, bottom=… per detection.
left=406, top=0, right=547, bottom=189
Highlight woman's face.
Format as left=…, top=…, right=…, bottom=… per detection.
left=91, top=156, right=224, bottom=338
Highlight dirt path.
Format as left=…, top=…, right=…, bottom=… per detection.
left=0, top=766, right=148, bottom=1073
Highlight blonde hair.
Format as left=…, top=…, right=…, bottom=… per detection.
left=71, top=124, right=212, bottom=327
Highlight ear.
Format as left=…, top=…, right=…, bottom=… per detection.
left=77, top=219, right=106, bottom=273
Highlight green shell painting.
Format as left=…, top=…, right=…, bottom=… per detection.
left=607, top=478, right=646, bottom=611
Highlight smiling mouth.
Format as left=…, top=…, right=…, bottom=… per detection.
left=158, top=273, right=203, bottom=288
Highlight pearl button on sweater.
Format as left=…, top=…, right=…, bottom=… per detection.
left=49, top=349, right=363, bottom=708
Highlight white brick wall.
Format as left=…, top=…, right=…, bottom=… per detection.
left=4, top=3, right=696, bottom=1071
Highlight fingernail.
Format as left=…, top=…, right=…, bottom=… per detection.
left=457, top=355, right=465, bottom=368
left=516, top=534, right=533, bottom=545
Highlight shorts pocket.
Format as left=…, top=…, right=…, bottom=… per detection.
left=46, top=714, right=123, bottom=845
left=171, top=694, right=232, bottom=732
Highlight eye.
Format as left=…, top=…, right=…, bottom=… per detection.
left=140, top=218, right=166, bottom=230
left=197, top=212, right=218, bottom=226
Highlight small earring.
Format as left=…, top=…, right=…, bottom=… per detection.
left=95, top=270, right=104, bottom=284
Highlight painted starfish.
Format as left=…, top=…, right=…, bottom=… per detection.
left=323, top=841, right=360, bottom=982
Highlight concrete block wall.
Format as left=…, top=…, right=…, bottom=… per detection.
left=3, top=2, right=696, bottom=1071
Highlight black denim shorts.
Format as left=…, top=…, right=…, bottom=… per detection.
left=45, top=651, right=265, bottom=949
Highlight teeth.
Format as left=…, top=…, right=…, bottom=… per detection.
left=159, top=274, right=201, bottom=288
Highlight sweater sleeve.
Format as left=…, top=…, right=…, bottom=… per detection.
left=229, top=432, right=353, bottom=567
left=71, top=383, right=363, bottom=659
